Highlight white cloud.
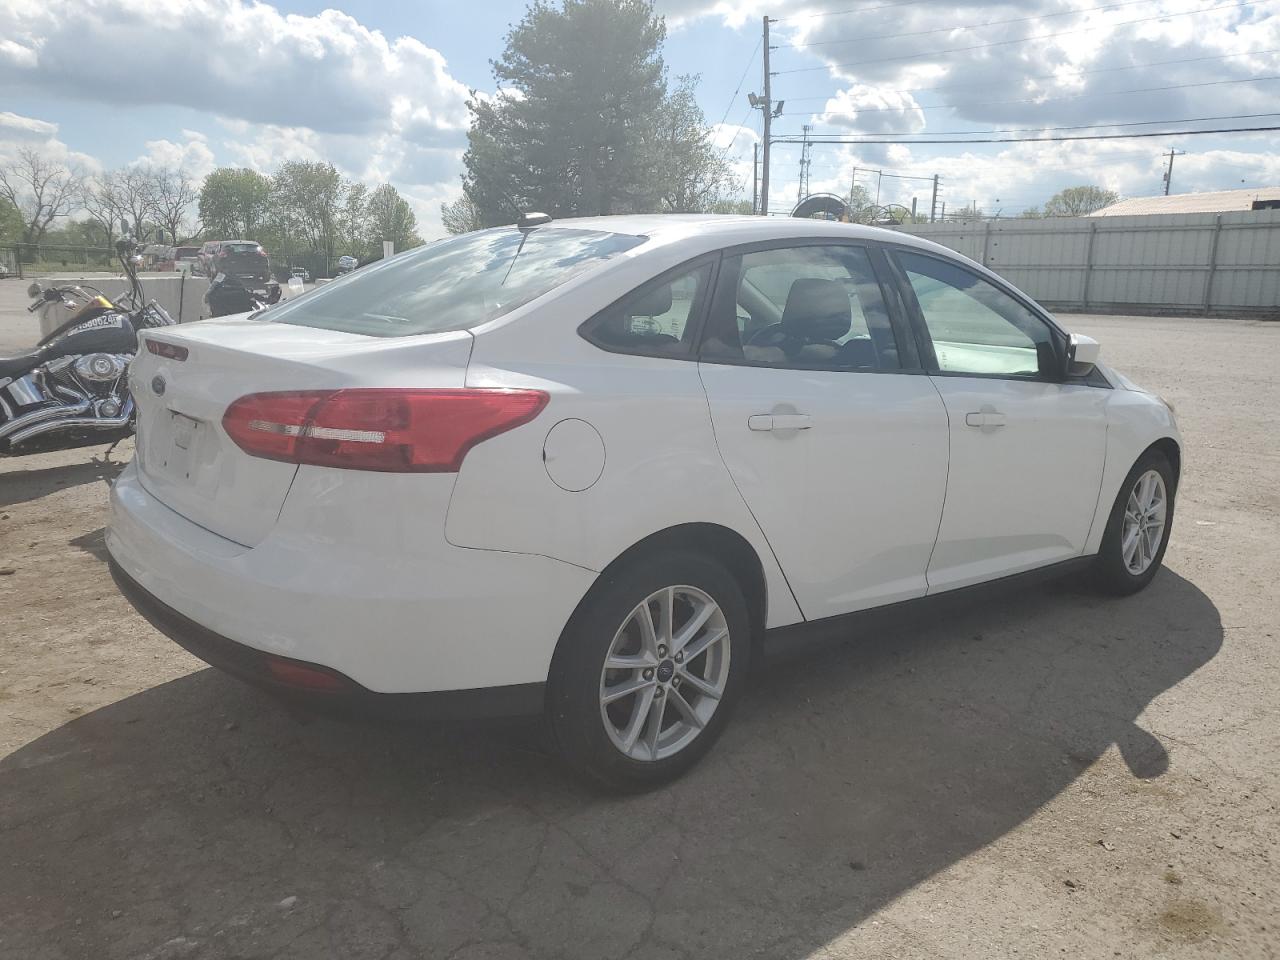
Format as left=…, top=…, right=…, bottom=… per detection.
left=818, top=87, right=926, bottom=135
left=0, top=111, right=58, bottom=140
left=133, top=134, right=217, bottom=180
left=0, top=111, right=99, bottom=173
left=0, top=0, right=471, bottom=141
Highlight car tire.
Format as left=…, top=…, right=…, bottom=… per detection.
left=547, top=550, right=751, bottom=791
left=1093, top=449, right=1176, bottom=596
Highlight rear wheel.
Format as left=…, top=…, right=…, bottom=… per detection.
left=1094, top=450, right=1175, bottom=595
left=547, top=551, right=750, bottom=790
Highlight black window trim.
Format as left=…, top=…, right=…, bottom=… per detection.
left=883, top=242, right=1112, bottom=389
left=576, top=252, right=723, bottom=361
left=692, top=236, right=924, bottom=376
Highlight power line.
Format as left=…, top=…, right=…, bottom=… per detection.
left=782, top=112, right=1280, bottom=140
left=774, top=1, right=1267, bottom=75
left=786, top=0, right=1170, bottom=50
left=713, top=36, right=762, bottom=132
left=770, top=75, right=1280, bottom=128
left=769, top=124, right=1280, bottom=145
left=778, top=48, right=1280, bottom=104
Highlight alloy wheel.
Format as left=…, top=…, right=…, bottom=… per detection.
left=598, top=585, right=731, bottom=762
left=1122, top=468, right=1167, bottom=575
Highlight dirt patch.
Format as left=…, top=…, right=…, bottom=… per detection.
left=2, top=315, right=1279, bottom=959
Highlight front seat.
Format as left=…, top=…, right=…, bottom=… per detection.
left=779, top=277, right=852, bottom=361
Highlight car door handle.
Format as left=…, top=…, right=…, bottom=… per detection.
left=748, top=414, right=812, bottom=431
left=964, top=408, right=1007, bottom=430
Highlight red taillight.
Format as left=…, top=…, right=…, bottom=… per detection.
left=145, top=339, right=189, bottom=361
left=222, top=388, right=549, bottom=473
left=265, top=655, right=347, bottom=692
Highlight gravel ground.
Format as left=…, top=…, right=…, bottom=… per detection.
left=0, top=307, right=1277, bottom=960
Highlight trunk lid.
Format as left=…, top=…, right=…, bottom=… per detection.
left=131, top=317, right=473, bottom=546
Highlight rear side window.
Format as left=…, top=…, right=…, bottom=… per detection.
left=580, top=260, right=714, bottom=358
left=270, top=227, right=645, bottom=337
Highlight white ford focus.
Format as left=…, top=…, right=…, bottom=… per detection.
left=108, top=215, right=1180, bottom=788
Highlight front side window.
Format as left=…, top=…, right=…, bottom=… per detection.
left=581, top=261, right=713, bottom=358
left=268, top=227, right=645, bottom=337
left=895, top=250, right=1055, bottom=378
left=701, top=244, right=900, bottom=370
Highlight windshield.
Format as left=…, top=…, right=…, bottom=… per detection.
left=268, top=227, right=646, bottom=337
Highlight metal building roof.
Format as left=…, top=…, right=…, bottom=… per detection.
left=1089, top=188, right=1280, bottom=216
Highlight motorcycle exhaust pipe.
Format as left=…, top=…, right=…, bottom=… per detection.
left=0, top=401, right=92, bottom=442
left=6, top=398, right=134, bottom=446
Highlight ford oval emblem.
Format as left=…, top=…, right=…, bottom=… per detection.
left=151, top=375, right=166, bottom=397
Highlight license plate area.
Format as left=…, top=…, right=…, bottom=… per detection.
left=156, top=411, right=201, bottom=481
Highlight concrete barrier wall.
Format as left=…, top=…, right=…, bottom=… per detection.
left=38, top=274, right=212, bottom=328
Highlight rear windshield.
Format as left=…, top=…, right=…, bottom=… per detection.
left=268, top=227, right=645, bottom=337
left=224, top=242, right=261, bottom=253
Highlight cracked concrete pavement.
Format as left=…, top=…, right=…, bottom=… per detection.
left=1, top=309, right=1277, bottom=958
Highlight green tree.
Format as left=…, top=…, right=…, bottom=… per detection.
left=0, top=195, right=24, bottom=243
left=269, top=161, right=347, bottom=267
left=199, top=167, right=271, bottom=239
left=1043, top=185, right=1119, bottom=218
left=336, top=181, right=369, bottom=256
left=440, top=194, right=484, bottom=235
left=461, top=0, right=731, bottom=225
left=1019, top=206, right=1044, bottom=219
left=649, top=75, right=738, bottom=212
left=708, top=198, right=755, bottom=215
left=366, top=183, right=422, bottom=251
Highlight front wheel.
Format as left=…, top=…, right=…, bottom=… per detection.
left=1094, top=450, right=1176, bottom=595
left=547, top=551, right=751, bottom=791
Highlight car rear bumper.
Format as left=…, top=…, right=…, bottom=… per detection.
left=106, top=460, right=596, bottom=696
left=109, top=560, right=545, bottom=719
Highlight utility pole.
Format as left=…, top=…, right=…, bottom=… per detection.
left=930, top=174, right=940, bottom=222
left=1163, top=149, right=1185, bottom=195
left=760, top=16, right=772, bottom=216
left=752, top=143, right=759, bottom=215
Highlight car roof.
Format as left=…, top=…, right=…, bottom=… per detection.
left=534, top=213, right=956, bottom=258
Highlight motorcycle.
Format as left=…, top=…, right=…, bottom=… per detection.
left=0, top=238, right=176, bottom=453
left=204, top=273, right=282, bottom=318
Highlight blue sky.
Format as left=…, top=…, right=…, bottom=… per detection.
left=3, top=0, right=1278, bottom=234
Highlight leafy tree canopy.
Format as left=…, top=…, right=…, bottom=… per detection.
left=1043, top=185, right=1120, bottom=218
left=460, top=0, right=741, bottom=226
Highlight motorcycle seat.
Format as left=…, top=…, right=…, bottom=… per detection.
left=0, top=350, right=41, bottom=381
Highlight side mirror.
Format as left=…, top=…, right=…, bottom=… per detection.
left=1065, top=333, right=1100, bottom=377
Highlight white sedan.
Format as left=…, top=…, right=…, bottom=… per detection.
left=107, top=215, right=1180, bottom=789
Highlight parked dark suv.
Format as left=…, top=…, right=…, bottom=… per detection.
left=199, top=240, right=270, bottom=284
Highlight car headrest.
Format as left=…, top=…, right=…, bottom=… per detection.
left=629, top=283, right=673, bottom=317
left=781, top=278, right=851, bottom=341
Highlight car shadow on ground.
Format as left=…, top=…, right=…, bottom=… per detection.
left=0, top=449, right=126, bottom=508
left=0, top=569, right=1220, bottom=960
